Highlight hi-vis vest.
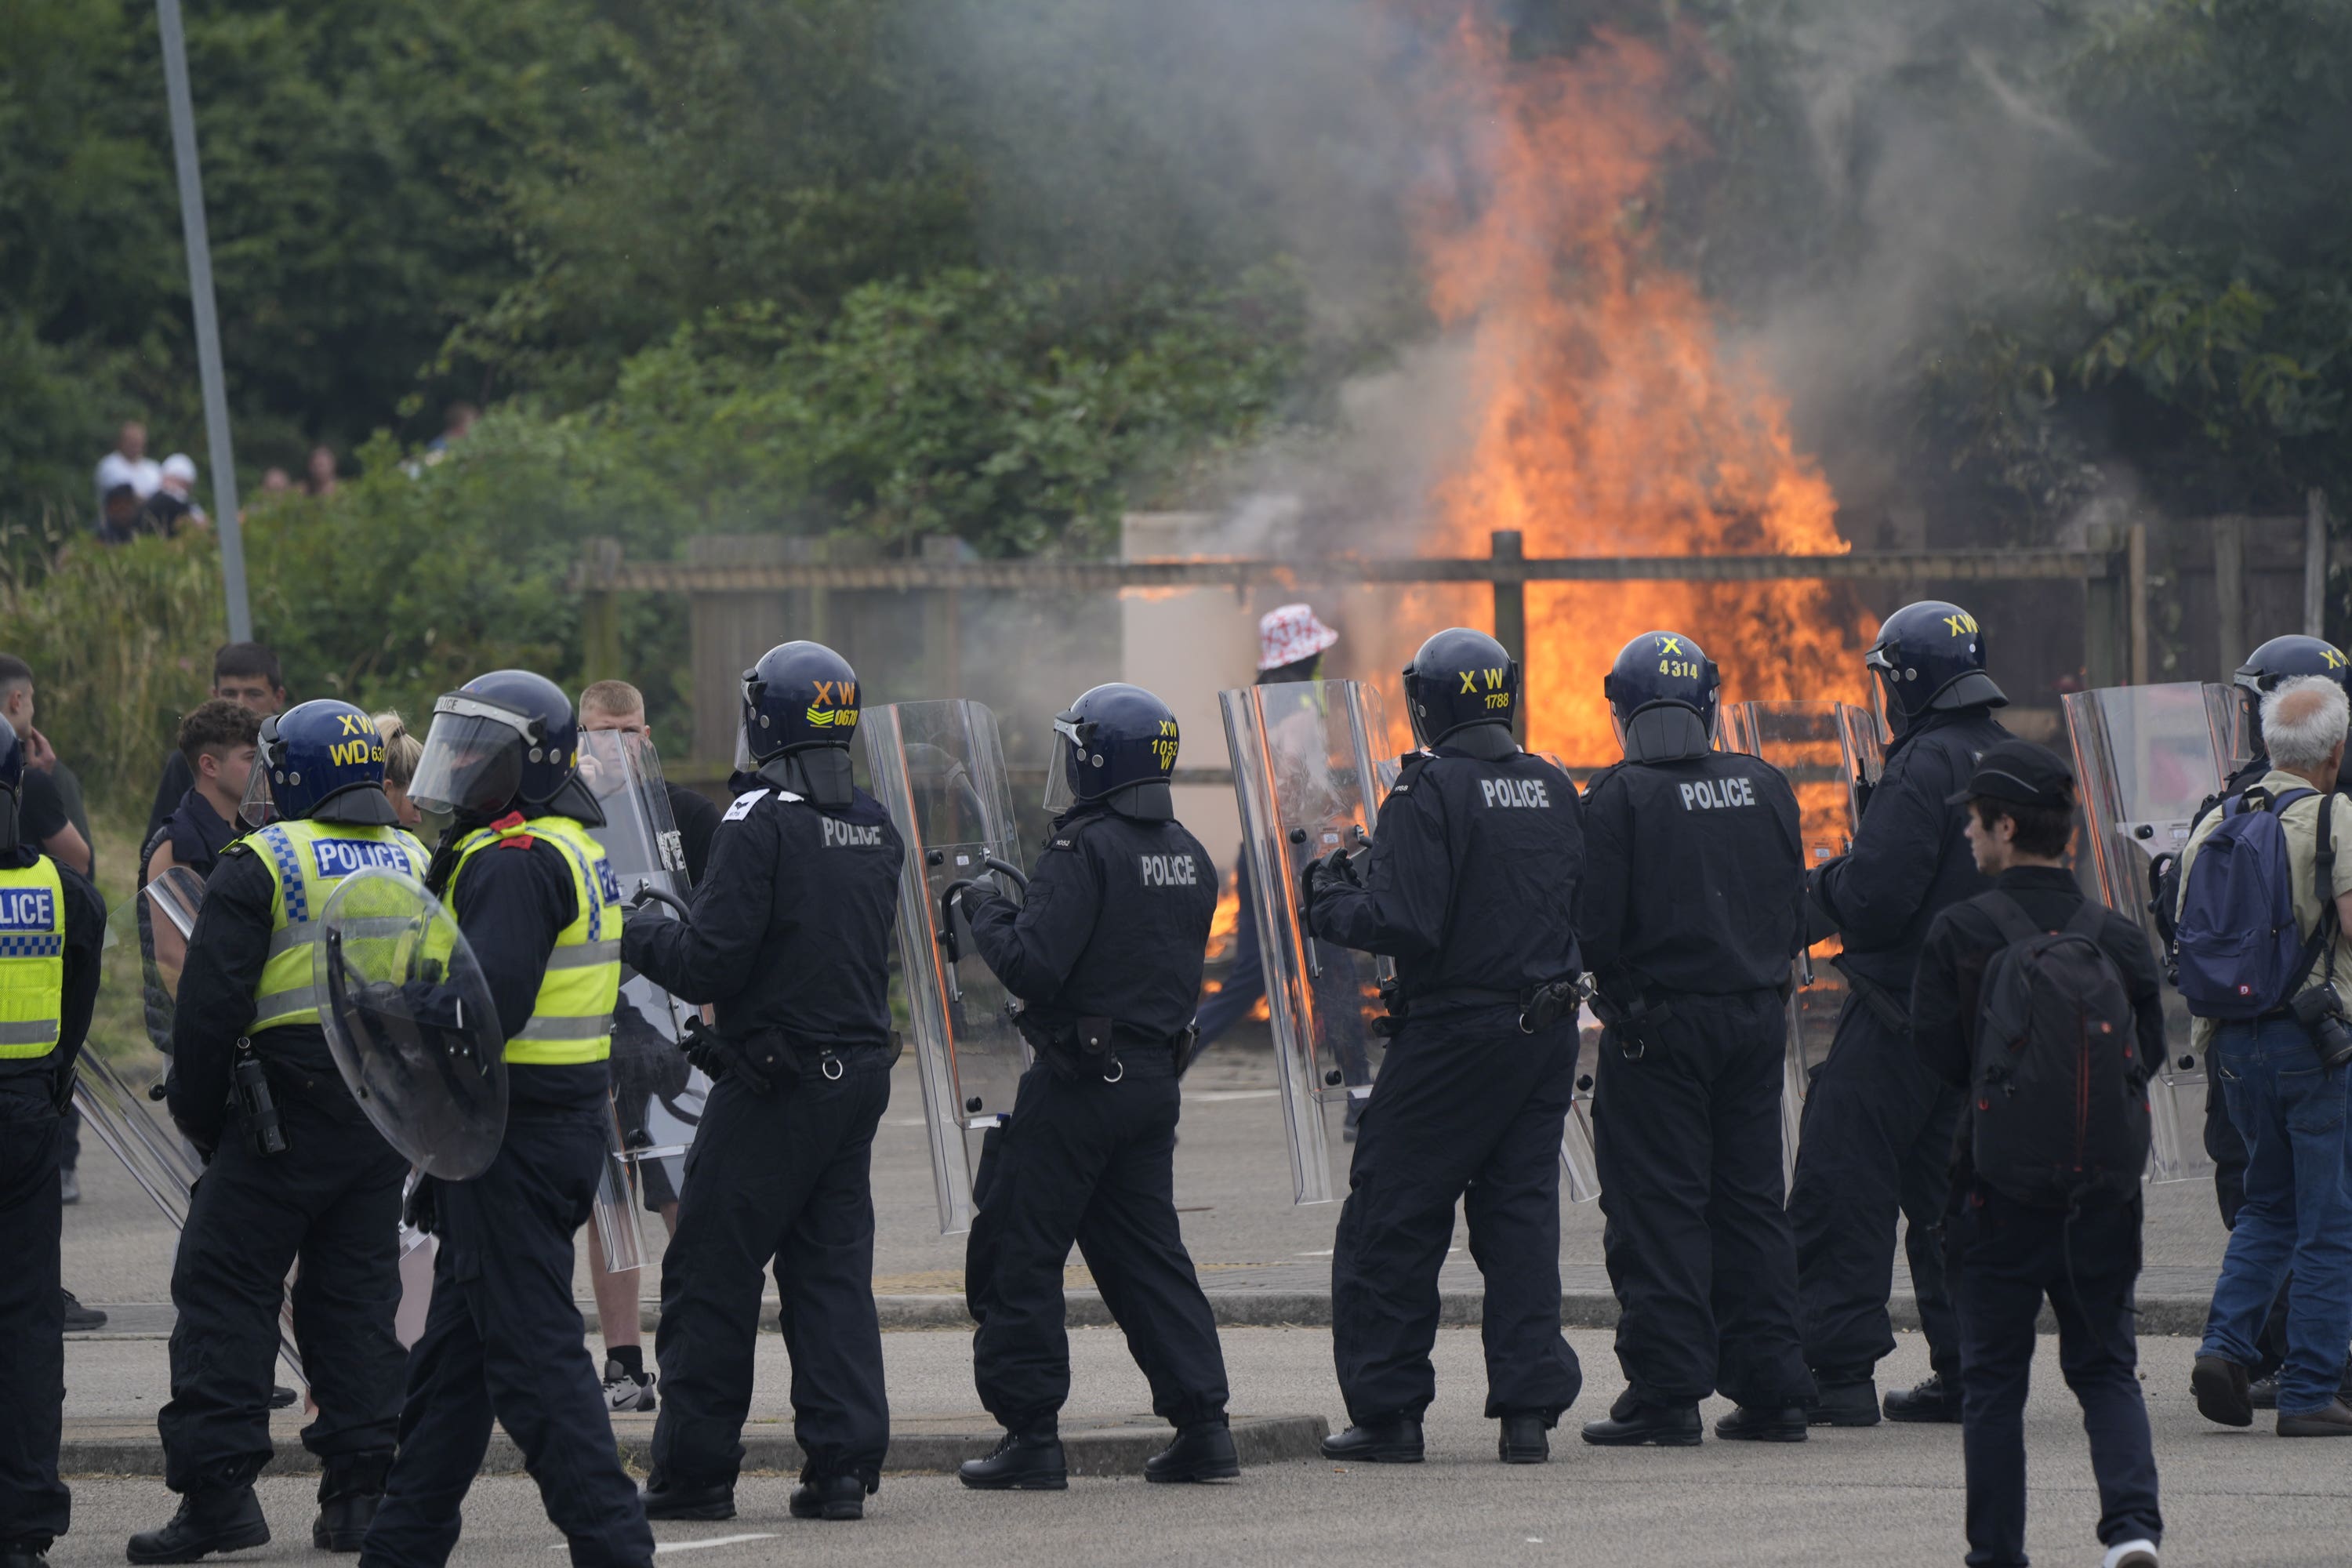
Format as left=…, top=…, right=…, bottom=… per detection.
left=0, top=856, right=66, bottom=1059
left=451, top=814, right=620, bottom=1067
left=252, top=819, right=430, bottom=1033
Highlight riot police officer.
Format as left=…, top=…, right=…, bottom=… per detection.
left=132, top=703, right=426, bottom=1562
left=1308, top=627, right=1586, bottom=1465
left=361, top=672, right=653, bottom=1568
left=0, top=715, right=105, bottom=1568
left=1787, top=601, right=2010, bottom=1425
left=1574, top=632, right=1814, bottom=1446
left=627, top=644, right=904, bottom=1523
left=953, top=684, right=1235, bottom=1490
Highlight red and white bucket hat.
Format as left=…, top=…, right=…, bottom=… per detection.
left=1258, top=603, right=1340, bottom=671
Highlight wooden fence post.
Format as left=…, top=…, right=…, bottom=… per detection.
left=2084, top=524, right=2127, bottom=689
left=580, top=536, right=622, bottom=684
left=2307, top=488, right=2331, bottom=640
left=2212, top=516, right=2245, bottom=684
left=1490, top=530, right=1526, bottom=741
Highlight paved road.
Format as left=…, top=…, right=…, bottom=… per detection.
left=51, top=1327, right=2343, bottom=1568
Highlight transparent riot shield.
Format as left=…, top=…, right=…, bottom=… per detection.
left=579, top=728, right=702, bottom=1267
left=863, top=699, right=1028, bottom=1233
left=2205, top=681, right=2253, bottom=779
left=1722, top=700, right=1884, bottom=1185
left=1221, top=681, right=1392, bottom=1206
left=2064, top=682, right=2230, bottom=1184
left=315, top=866, right=507, bottom=1181
left=78, top=868, right=307, bottom=1388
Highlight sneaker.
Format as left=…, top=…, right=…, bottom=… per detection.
left=60, top=1290, right=105, bottom=1332
left=2102, top=1539, right=2159, bottom=1568
left=603, top=1357, right=657, bottom=1413
left=58, top=1168, right=78, bottom=1205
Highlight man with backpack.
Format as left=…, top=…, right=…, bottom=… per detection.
left=1911, top=739, right=2163, bottom=1568
left=2175, top=674, right=2352, bottom=1437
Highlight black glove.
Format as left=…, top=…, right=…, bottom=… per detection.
left=1299, top=847, right=1354, bottom=927
left=682, top=1019, right=776, bottom=1096
left=405, top=1174, right=440, bottom=1236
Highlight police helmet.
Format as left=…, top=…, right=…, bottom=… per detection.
left=2234, top=635, right=2350, bottom=756
left=0, top=713, right=21, bottom=855
left=1045, top=683, right=1179, bottom=821
left=1864, top=601, right=2007, bottom=724
left=241, top=699, right=401, bottom=828
left=1605, top=630, right=1720, bottom=761
left=739, top=641, right=859, bottom=766
left=409, top=670, right=602, bottom=828
left=1403, top=627, right=1519, bottom=749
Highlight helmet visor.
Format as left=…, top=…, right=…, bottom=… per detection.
left=1043, top=713, right=1086, bottom=814
left=238, top=764, right=277, bottom=829
left=409, top=697, right=529, bottom=819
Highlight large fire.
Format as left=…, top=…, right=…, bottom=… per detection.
left=1409, top=16, right=1873, bottom=765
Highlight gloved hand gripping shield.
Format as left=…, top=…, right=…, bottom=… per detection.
left=580, top=728, right=705, bottom=1267
left=862, top=699, right=1028, bottom=1234
left=2063, top=681, right=2232, bottom=1184
left=1220, top=679, right=1392, bottom=1206
left=1720, top=700, right=1883, bottom=1185
left=314, top=866, right=508, bottom=1181
left=78, top=866, right=308, bottom=1387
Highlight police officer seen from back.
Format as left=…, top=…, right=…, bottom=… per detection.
left=361, top=671, right=653, bottom=1568
left=1575, top=631, right=1815, bottom=1447
left=952, top=683, right=1236, bottom=1491
left=626, top=643, right=904, bottom=1523
left=132, top=703, right=426, bottom=1563
left=1788, top=600, right=2011, bottom=1427
left=0, top=715, right=104, bottom=1568
left=1307, top=627, right=1586, bottom=1466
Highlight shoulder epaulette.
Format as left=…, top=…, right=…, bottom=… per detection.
left=1390, top=750, right=1435, bottom=794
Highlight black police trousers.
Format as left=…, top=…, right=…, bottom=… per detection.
left=160, top=1094, right=407, bottom=1494
left=1330, top=1011, right=1584, bottom=1425
left=1788, top=993, right=1962, bottom=1381
left=362, top=1105, right=653, bottom=1568
left=0, top=1081, right=67, bottom=1551
left=966, top=1046, right=1228, bottom=1433
left=651, top=1048, right=891, bottom=1489
left=1595, top=990, right=1812, bottom=1408
left=1947, top=1187, right=2161, bottom=1568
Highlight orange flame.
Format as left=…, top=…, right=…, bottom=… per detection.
left=1410, top=18, right=1871, bottom=765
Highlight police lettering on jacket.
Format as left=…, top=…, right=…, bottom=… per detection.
left=1479, top=777, right=1552, bottom=809
left=1677, top=775, right=1758, bottom=811
left=820, top=816, right=886, bottom=849
left=0, top=887, right=56, bottom=929
left=1140, top=852, right=1199, bottom=887
left=310, top=837, right=416, bottom=877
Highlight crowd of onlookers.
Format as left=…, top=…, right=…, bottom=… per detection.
left=87, top=403, right=479, bottom=542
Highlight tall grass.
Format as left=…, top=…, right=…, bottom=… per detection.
left=0, top=528, right=227, bottom=815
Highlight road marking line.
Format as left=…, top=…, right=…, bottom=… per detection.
left=1182, top=1088, right=1280, bottom=1103
left=557, top=1534, right=782, bottom=1554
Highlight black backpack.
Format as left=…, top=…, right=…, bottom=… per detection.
left=1968, top=894, right=2151, bottom=1207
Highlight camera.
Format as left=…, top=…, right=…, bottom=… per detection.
left=2288, top=980, right=2352, bottom=1072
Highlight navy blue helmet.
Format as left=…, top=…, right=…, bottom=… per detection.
left=2233, top=634, right=2351, bottom=762
left=1403, top=627, right=1518, bottom=748
left=0, top=713, right=21, bottom=853
left=741, top=641, right=859, bottom=764
left=1047, top=683, right=1179, bottom=818
left=1605, top=630, right=1720, bottom=759
left=1865, top=601, right=2006, bottom=723
left=244, top=699, right=399, bottom=826
left=410, top=669, right=599, bottom=825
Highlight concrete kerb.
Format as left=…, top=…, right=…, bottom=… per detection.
left=57, top=1414, right=1330, bottom=1479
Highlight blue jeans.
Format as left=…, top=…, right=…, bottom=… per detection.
left=2200, top=1017, right=2352, bottom=1414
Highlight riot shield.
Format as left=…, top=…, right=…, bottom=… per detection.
left=863, top=699, right=1029, bottom=1234
left=79, top=868, right=307, bottom=1388
left=314, top=866, right=507, bottom=1181
left=1221, top=681, right=1391, bottom=1206
left=1721, top=700, right=1883, bottom=1185
left=2063, top=683, right=2230, bottom=1184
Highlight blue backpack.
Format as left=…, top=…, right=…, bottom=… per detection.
left=2174, top=786, right=2330, bottom=1019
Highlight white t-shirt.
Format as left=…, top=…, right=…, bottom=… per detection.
left=95, top=451, right=162, bottom=515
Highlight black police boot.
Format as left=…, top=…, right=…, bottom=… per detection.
left=1319, top=1416, right=1423, bottom=1464
left=1145, top=1421, right=1240, bottom=1483
left=1497, top=1414, right=1548, bottom=1464
left=1809, top=1374, right=1880, bottom=1428
left=1579, top=1391, right=1701, bottom=1448
left=788, top=1475, right=869, bottom=1520
left=1713, top=1405, right=1809, bottom=1443
left=2, top=1540, right=50, bottom=1568
left=640, top=1471, right=736, bottom=1521
left=1882, top=1370, right=1963, bottom=1424
left=125, top=1486, right=270, bottom=1565
left=958, top=1430, right=1069, bottom=1491
left=2249, top=1374, right=2280, bottom=1411
left=312, top=1455, right=390, bottom=1551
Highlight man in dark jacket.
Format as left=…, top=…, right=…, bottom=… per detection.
left=1911, top=739, right=2161, bottom=1568
left=1788, top=600, right=2012, bottom=1425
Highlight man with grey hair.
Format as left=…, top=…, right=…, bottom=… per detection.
left=2177, top=673, right=2352, bottom=1436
